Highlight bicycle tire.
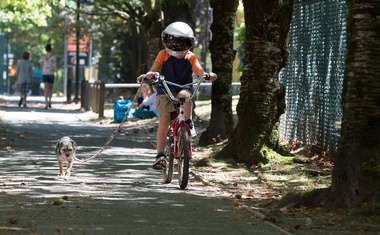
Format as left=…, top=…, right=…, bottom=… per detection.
left=162, top=135, right=174, bottom=183
left=177, top=127, right=190, bottom=189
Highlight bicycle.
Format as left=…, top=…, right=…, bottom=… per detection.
left=139, top=73, right=210, bottom=189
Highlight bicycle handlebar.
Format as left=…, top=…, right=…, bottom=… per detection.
left=137, top=73, right=211, bottom=103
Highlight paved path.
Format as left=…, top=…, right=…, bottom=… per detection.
left=0, top=96, right=279, bottom=235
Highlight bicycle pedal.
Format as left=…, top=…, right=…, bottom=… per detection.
left=152, top=163, right=164, bottom=170
left=152, top=158, right=166, bottom=170
left=160, top=159, right=167, bottom=167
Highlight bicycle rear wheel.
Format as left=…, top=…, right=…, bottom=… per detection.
left=177, top=127, right=190, bottom=189
left=162, top=135, right=174, bottom=183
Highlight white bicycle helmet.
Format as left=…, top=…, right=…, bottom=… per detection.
left=162, top=21, right=195, bottom=57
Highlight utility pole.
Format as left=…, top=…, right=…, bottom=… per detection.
left=0, top=31, right=4, bottom=94
left=74, top=0, right=80, bottom=101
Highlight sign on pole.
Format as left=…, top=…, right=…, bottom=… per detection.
left=66, top=33, right=90, bottom=67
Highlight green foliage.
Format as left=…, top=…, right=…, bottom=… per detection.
left=0, top=0, right=56, bottom=31
left=362, top=158, right=380, bottom=183
left=235, top=23, right=245, bottom=72
left=2, top=0, right=241, bottom=86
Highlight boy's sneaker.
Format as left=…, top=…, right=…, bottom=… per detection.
left=185, top=119, right=197, bottom=137
left=152, top=152, right=166, bottom=170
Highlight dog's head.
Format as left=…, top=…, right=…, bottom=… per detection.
left=56, top=136, right=77, bottom=157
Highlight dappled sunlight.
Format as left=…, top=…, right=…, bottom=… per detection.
left=0, top=137, right=222, bottom=205
left=0, top=99, right=280, bottom=235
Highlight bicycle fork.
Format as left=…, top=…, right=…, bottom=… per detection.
left=173, top=100, right=192, bottom=159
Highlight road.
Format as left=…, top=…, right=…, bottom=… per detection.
left=0, top=96, right=279, bottom=235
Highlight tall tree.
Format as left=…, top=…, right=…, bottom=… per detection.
left=330, top=0, right=380, bottom=208
left=161, top=0, right=195, bottom=25
left=198, top=0, right=238, bottom=146
left=0, top=0, right=54, bottom=30
left=216, top=0, right=293, bottom=166
left=70, top=0, right=162, bottom=81
left=0, top=0, right=63, bottom=63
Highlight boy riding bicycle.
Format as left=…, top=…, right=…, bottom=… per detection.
left=142, top=21, right=217, bottom=169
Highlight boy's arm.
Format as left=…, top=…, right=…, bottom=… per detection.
left=145, top=50, right=166, bottom=79
left=150, top=62, right=161, bottom=72
left=195, top=69, right=218, bottom=81
left=190, top=53, right=217, bottom=81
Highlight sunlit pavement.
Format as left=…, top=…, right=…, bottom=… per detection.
left=0, top=96, right=278, bottom=235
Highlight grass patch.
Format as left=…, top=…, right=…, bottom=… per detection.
left=257, top=152, right=332, bottom=195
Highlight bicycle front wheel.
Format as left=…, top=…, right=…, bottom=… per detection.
left=177, top=127, right=190, bottom=189
left=162, top=135, right=174, bottom=183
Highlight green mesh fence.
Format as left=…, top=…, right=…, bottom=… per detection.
left=279, top=0, right=346, bottom=153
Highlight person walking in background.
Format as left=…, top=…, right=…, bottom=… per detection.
left=15, top=51, right=33, bottom=108
left=40, top=44, right=57, bottom=109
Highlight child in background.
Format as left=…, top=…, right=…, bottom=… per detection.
left=136, top=83, right=151, bottom=109
left=133, top=84, right=158, bottom=119
left=15, top=51, right=33, bottom=108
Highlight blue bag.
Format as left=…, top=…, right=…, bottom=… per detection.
left=113, top=99, right=132, bottom=123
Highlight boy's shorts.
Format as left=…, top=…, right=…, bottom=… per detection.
left=156, top=89, right=191, bottom=118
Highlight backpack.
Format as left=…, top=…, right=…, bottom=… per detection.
left=113, top=99, right=132, bottom=123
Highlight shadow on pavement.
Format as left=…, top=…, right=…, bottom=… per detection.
left=0, top=95, right=278, bottom=234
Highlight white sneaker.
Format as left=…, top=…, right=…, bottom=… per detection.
left=185, top=119, right=197, bottom=137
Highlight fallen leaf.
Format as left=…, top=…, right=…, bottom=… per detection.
left=52, top=200, right=64, bottom=205
left=6, top=146, right=13, bottom=152
left=234, top=201, right=243, bottom=207
left=8, top=218, right=17, bottom=224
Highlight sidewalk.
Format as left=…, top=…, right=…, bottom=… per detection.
left=0, top=96, right=278, bottom=235
left=0, top=95, right=82, bottom=110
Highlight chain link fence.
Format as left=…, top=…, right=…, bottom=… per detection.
left=279, top=0, right=347, bottom=153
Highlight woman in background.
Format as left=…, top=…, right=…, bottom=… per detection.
left=40, top=44, right=57, bottom=109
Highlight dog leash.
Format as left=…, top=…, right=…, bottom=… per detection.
left=74, top=81, right=145, bottom=163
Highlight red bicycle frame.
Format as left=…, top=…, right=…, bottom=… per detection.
left=171, top=110, right=192, bottom=159
left=156, top=75, right=208, bottom=159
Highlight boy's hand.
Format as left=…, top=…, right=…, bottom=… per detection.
left=209, top=72, right=218, bottom=81
left=137, top=72, right=159, bottom=83
left=205, top=72, right=218, bottom=82
left=145, top=71, right=157, bottom=79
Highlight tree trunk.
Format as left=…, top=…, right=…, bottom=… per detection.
left=330, top=0, right=380, bottom=208
left=216, top=0, right=293, bottom=166
left=161, top=0, right=194, bottom=26
left=143, top=1, right=162, bottom=73
left=198, top=0, right=238, bottom=146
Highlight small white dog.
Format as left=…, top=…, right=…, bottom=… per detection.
left=55, top=136, right=77, bottom=179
